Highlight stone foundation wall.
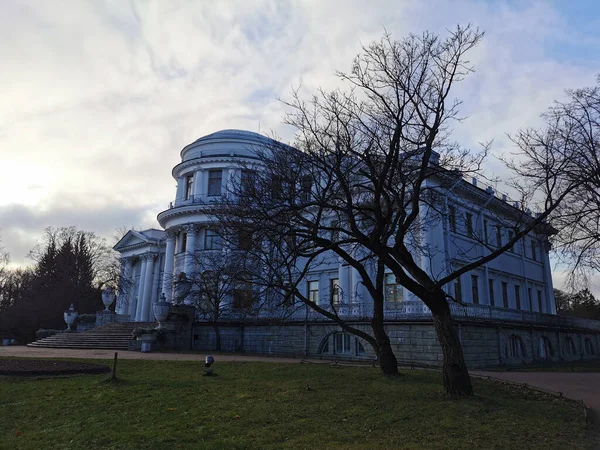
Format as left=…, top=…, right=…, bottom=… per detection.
left=192, top=319, right=600, bottom=368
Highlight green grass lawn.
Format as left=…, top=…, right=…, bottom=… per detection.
left=0, top=359, right=595, bottom=449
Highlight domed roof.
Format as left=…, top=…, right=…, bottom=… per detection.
left=191, top=129, right=274, bottom=145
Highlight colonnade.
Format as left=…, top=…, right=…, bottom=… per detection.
left=117, top=225, right=201, bottom=321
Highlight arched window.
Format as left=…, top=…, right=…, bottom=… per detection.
left=539, top=336, right=553, bottom=359
left=507, top=335, right=525, bottom=358
left=319, top=332, right=366, bottom=357
left=584, top=338, right=596, bottom=356
left=564, top=337, right=576, bottom=356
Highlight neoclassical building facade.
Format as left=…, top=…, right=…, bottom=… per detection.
left=114, top=129, right=600, bottom=366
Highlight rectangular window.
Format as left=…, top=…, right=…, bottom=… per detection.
left=233, top=279, right=253, bottom=309
left=488, top=279, right=495, bottom=306
left=207, top=170, right=222, bottom=196
left=514, top=285, right=521, bottom=310
left=330, top=278, right=340, bottom=304
left=385, top=273, right=403, bottom=303
left=483, top=219, right=489, bottom=244
left=300, top=176, right=312, bottom=203
left=471, top=275, right=479, bottom=305
left=537, top=290, right=543, bottom=313
left=465, top=212, right=474, bottom=238
left=449, top=206, right=457, bottom=233
left=496, top=225, right=502, bottom=247
left=308, top=280, right=319, bottom=304
left=204, top=229, right=221, bottom=250
left=237, top=228, right=253, bottom=251
left=180, top=232, right=187, bottom=253
left=240, top=170, right=256, bottom=195
left=454, top=277, right=462, bottom=302
left=502, top=282, right=508, bottom=308
left=507, top=230, right=515, bottom=253
left=271, top=175, right=283, bottom=199
left=185, top=175, right=193, bottom=200
left=531, top=240, right=537, bottom=261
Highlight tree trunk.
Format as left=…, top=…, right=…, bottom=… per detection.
left=371, top=304, right=399, bottom=376
left=430, top=295, right=473, bottom=397
left=214, top=323, right=222, bottom=352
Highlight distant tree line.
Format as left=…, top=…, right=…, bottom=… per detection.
left=0, top=227, right=114, bottom=343
left=554, top=288, right=600, bottom=321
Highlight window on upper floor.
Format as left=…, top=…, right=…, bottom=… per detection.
left=537, top=290, right=543, bottom=313
left=300, top=176, right=312, bottom=203
left=330, top=278, right=340, bottom=305
left=385, top=273, right=403, bottom=304
left=454, top=276, right=462, bottom=302
left=237, top=228, right=254, bottom=251
left=308, top=280, right=319, bottom=304
left=185, top=175, right=193, bottom=200
left=471, top=275, right=479, bottom=305
left=496, top=225, right=502, bottom=248
left=448, top=205, right=457, bottom=233
left=531, top=239, right=537, bottom=261
left=204, top=229, right=222, bottom=250
left=465, top=212, right=474, bottom=238
left=502, top=281, right=509, bottom=308
left=527, top=288, right=533, bottom=311
left=207, top=170, right=222, bottom=196
left=514, top=285, right=521, bottom=310
left=507, top=230, right=515, bottom=253
left=240, top=170, right=256, bottom=196
left=180, top=232, right=187, bottom=253
left=488, top=279, right=495, bottom=306
left=483, top=219, right=489, bottom=244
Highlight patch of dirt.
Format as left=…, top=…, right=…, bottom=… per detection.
left=0, top=359, right=110, bottom=376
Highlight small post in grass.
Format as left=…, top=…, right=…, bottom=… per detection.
left=111, top=352, right=118, bottom=380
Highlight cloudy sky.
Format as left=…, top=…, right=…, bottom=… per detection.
left=1, top=0, right=599, bottom=291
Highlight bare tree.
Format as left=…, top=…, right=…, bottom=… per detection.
left=511, top=76, right=600, bottom=287
left=217, top=26, right=585, bottom=397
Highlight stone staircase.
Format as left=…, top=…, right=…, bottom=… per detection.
left=27, top=322, right=156, bottom=350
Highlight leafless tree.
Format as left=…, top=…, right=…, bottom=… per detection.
left=216, top=26, right=586, bottom=397
left=510, top=76, right=600, bottom=288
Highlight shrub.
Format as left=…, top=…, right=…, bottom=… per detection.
left=35, top=329, right=63, bottom=340
left=77, top=314, right=96, bottom=324
left=132, top=327, right=167, bottom=343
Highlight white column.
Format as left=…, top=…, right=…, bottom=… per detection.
left=193, top=169, right=204, bottom=200
left=140, top=254, right=156, bottom=322
left=184, top=225, right=197, bottom=276
left=162, top=231, right=176, bottom=303
left=148, top=256, right=161, bottom=321
left=134, top=256, right=148, bottom=321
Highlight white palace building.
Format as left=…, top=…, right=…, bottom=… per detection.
left=113, top=130, right=599, bottom=366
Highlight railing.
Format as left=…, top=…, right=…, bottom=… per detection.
left=167, top=194, right=228, bottom=210
left=213, top=300, right=600, bottom=331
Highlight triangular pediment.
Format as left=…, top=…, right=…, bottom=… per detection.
left=113, top=230, right=154, bottom=251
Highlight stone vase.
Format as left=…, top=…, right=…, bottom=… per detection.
left=153, top=301, right=171, bottom=329
left=63, top=304, right=78, bottom=331
left=101, top=287, right=116, bottom=312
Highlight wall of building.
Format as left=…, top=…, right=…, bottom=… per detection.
left=192, top=319, right=600, bottom=368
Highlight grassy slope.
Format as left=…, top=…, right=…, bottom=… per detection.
left=0, top=359, right=594, bottom=450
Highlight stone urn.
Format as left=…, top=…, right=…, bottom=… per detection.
left=153, top=293, right=171, bottom=329
left=101, top=286, right=116, bottom=312
left=64, top=303, right=78, bottom=331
